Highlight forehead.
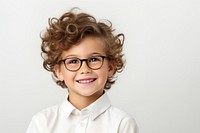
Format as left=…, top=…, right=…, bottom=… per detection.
left=61, top=36, right=107, bottom=58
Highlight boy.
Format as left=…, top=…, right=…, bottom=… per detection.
left=27, top=8, right=139, bottom=133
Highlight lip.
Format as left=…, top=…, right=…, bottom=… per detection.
left=76, top=78, right=97, bottom=84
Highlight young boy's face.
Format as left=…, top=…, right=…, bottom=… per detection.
left=55, top=36, right=114, bottom=103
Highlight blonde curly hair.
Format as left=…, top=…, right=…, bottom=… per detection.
left=41, top=8, right=125, bottom=89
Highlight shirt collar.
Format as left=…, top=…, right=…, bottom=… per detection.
left=60, top=97, right=76, bottom=118
left=60, top=92, right=111, bottom=121
left=87, top=92, right=111, bottom=121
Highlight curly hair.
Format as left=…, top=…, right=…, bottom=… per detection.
left=41, top=8, right=125, bottom=89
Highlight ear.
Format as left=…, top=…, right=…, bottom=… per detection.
left=108, top=62, right=115, bottom=77
left=54, top=64, right=64, bottom=81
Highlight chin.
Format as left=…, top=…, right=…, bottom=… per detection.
left=79, top=89, right=103, bottom=97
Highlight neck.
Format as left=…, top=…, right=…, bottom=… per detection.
left=68, top=91, right=104, bottom=110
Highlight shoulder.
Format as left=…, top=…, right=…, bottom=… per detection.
left=38, top=104, right=60, bottom=115
left=108, top=106, right=132, bottom=118
left=26, top=104, right=61, bottom=133
left=28, top=104, right=61, bottom=126
left=32, top=103, right=61, bottom=122
left=108, top=106, right=137, bottom=123
left=108, top=106, right=139, bottom=133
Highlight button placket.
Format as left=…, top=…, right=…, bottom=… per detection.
left=78, top=113, right=90, bottom=133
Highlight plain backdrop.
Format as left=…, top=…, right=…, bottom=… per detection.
left=0, top=0, right=200, bottom=133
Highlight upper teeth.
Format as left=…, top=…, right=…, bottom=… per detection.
left=78, top=79, right=94, bottom=83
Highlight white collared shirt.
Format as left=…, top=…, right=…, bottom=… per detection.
left=26, top=93, right=139, bottom=133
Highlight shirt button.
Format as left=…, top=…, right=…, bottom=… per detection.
left=80, top=123, right=85, bottom=127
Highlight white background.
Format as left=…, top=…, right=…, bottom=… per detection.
left=0, top=0, right=200, bottom=133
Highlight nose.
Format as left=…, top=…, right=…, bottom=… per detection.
left=79, top=61, right=91, bottom=74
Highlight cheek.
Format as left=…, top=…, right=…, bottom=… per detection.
left=62, top=71, right=74, bottom=80
left=61, top=69, right=75, bottom=84
left=96, top=68, right=110, bottom=80
left=62, top=74, right=74, bottom=88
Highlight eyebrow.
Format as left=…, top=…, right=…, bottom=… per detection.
left=63, top=52, right=104, bottom=59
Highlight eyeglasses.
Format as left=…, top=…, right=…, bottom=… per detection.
left=59, top=56, right=107, bottom=72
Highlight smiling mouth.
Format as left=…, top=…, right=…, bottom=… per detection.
left=76, top=78, right=96, bottom=84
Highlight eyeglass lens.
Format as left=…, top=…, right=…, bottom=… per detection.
left=63, top=56, right=105, bottom=71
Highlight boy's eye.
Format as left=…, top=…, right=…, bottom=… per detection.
left=88, top=57, right=101, bottom=62
left=66, top=59, right=79, bottom=64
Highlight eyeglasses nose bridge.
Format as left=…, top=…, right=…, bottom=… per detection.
left=80, top=58, right=90, bottom=69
